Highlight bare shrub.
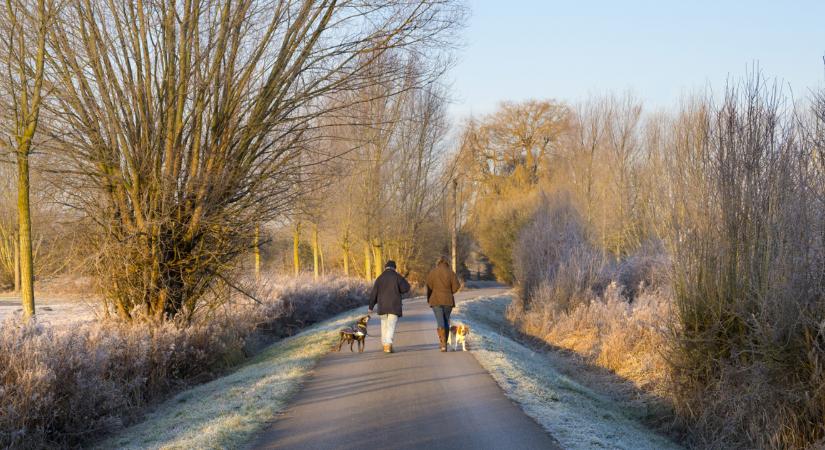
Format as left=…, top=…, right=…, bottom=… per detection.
left=0, top=276, right=369, bottom=448
left=41, top=0, right=461, bottom=321
left=242, top=275, right=371, bottom=338
left=508, top=189, right=677, bottom=436
left=511, top=192, right=601, bottom=312
left=612, top=240, right=670, bottom=301
left=668, top=77, right=825, bottom=449
left=510, top=196, right=672, bottom=395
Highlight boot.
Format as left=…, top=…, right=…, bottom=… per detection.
left=383, top=344, right=393, bottom=353
left=437, top=328, right=448, bottom=352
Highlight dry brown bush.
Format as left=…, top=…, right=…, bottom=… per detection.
left=508, top=190, right=673, bottom=400
left=511, top=192, right=601, bottom=309
left=667, top=78, right=825, bottom=449
left=509, top=192, right=673, bottom=396
left=510, top=283, right=672, bottom=395
left=0, top=276, right=368, bottom=448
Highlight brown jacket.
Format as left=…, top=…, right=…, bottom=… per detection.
left=425, top=262, right=461, bottom=307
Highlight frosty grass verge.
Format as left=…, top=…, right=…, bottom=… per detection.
left=454, top=293, right=681, bottom=450
left=96, top=308, right=365, bottom=450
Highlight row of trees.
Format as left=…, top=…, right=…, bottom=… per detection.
left=280, top=61, right=456, bottom=283
left=454, top=76, right=825, bottom=447
left=0, top=0, right=465, bottom=322
left=451, top=90, right=760, bottom=284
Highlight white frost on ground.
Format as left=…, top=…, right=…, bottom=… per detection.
left=95, top=308, right=366, bottom=450
left=0, top=297, right=97, bottom=326
left=455, top=293, right=682, bottom=450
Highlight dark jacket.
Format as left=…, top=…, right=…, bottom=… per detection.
left=426, top=262, right=461, bottom=307
left=369, top=269, right=411, bottom=317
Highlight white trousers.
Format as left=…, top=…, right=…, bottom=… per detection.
left=379, top=314, right=398, bottom=345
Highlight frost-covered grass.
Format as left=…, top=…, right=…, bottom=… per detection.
left=0, top=276, right=369, bottom=448
left=510, top=283, right=673, bottom=398
left=95, top=308, right=365, bottom=450
left=455, top=293, right=682, bottom=450
left=0, top=297, right=97, bottom=326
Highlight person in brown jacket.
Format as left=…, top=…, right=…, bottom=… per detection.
left=425, top=256, right=461, bottom=352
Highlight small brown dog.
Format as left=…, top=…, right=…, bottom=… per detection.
left=336, top=315, right=370, bottom=353
left=448, top=324, right=470, bottom=351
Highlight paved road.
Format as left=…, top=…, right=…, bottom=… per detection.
left=250, top=287, right=560, bottom=450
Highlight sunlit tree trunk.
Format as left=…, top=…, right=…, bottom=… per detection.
left=312, top=223, right=319, bottom=280
left=372, top=241, right=383, bottom=278
left=293, top=222, right=301, bottom=276
left=343, top=249, right=349, bottom=276
left=364, top=242, right=371, bottom=280
left=16, top=153, right=34, bottom=318
left=13, top=232, right=20, bottom=294
left=254, top=225, right=261, bottom=281
left=2, top=0, right=53, bottom=320
left=319, top=245, right=325, bottom=277
left=451, top=178, right=458, bottom=272
left=341, top=231, right=350, bottom=276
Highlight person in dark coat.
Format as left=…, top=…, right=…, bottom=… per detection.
left=425, top=256, right=461, bottom=351
left=368, top=260, right=410, bottom=353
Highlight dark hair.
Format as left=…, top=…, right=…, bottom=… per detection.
left=385, top=260, right=397, bottom=269
left=436, top=256, right=449, bottom=265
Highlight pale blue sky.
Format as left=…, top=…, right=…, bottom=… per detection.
left=448, top=0, right=825, bottom=119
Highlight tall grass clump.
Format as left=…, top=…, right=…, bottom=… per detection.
left=0, top=276, right=369, bottom=448
left=668, top=78, right=825, bottom=449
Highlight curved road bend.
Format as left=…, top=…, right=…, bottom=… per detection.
left=250, top=287, right=560, bottom=450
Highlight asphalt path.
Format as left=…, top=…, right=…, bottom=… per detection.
left=250, top=287, right=560, bottom=450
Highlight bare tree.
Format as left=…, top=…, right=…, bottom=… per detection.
left=453, top=100, right=569, bottom=282
left=45, top=0, right=463, bottom=321
left=0, top=0, right=58, bottom=319
left=0, top=164, right=20, bottom=291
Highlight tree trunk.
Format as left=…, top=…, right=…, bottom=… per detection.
left=342, top=240, right=350, bottom=277
left=312, top=223, right=319, bottom=280
left=254, top=225, right=261, bottom=281
left=364, top=242, right=371, bottom=280
left=372, top=241, right=383, bottom=278
left=319, top=245, right=325, bottom=277
left=17, top=153, right=35, bottom=319
left=451, top=178, right=458, bottom=273
left=13, top=236, right=20, bottom=294
left=293, top=222, right=301, bottom=276
left=343, top=250, right=349, bottom=276
left=341, top=230, right=350, bottom=277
